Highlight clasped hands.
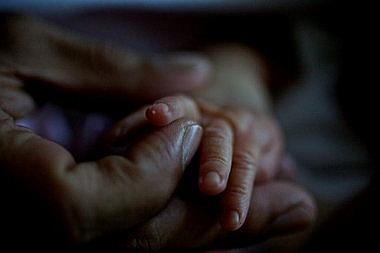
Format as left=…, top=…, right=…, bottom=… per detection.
left=0, top=16, right=316, bottom=252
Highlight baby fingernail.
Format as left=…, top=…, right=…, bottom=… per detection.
left=221, top=210, right=241, bottom=231
left=230, top=211, right=240, bottom=227
left=153, top=103, right=169, bottom=114
left=182, top=124, right=203, bottom=168
left=147, top=102, right=170, bottom=117
left=201, top=171, right=222, bottom=188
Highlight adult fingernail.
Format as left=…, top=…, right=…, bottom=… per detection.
left=182, top=124, right=203, bottom=168
left=153, top=53, right=211, bottom=76
left=267, top=204, right=315, bottom=236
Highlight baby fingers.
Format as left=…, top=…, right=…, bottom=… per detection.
left=219, top=111, right=259, bottom=231
left=221, top=132, right=259, bottom=230
left=198, top=117, right=233, bottom=195
left=254, top=116, right=284, bottom=183
left=145, top=95, right=200, bottom=126
left=104, top=95, right=200, bottom=147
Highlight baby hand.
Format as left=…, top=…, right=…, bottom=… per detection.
left=106, top=94, right=288, bottom=231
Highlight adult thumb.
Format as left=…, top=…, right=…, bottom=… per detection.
left=64, top=119, right=202, bottom=243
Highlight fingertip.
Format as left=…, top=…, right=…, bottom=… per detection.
left=145, top=102, right=172, bottom=126
left=220, top=209, right=243, bottom=231
left=199, top=171, right=225, bottom=195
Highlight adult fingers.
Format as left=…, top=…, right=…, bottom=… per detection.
left=63, top=119, right=203, bottom=242
left=198, top=116, right=233, bottom=195
left=1, top=106, right=203, bottom=244
left=145, top=95, right=200, bottom=126
left=1, top=16, right=211, bottom=102
left=118, top=181, right=316, bottom=252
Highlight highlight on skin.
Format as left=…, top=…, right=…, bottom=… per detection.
left=145, top=95, right=200, bottom=126
left=104, top=94, right=285, bottom=232
left=144, top=95, right=257, bottom=231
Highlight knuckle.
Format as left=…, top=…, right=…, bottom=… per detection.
left=204, top=154, right=230, bottom=168
left=228, top=183, right=250, bottom=198
left=208, top=117, right=231, bottom=129
left=204, top=120, right=232, bottom=144
left=201, top=158, right=230, bottom=174
left=225, top=183, right=251, bottom=208
left=97, top=156, right=137, bottom=181
left=133, top=130, right=175, bottom=167
left=233, top=150, right=257, bottom=171
left=205, top=128, right=229, bottom=144
left=150, top=131, right=177, bottom=165
left=224, top=109, right=255, bottom=133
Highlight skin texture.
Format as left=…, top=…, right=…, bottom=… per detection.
left=0, top=15, right=210, bottom=103
left=0, top=15, right=209, bottom=246
left=1, top=105, right=203, bottom=242
left=1, top=100, right=314, bottom=251
left=0, top=15, right=316, bottom=251
left=108, top=94, right=288, bottom=231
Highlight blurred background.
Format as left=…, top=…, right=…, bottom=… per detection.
left=1, top=0, right=377, bottom=252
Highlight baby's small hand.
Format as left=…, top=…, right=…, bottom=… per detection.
left=106, top=94, right=288, bottom=231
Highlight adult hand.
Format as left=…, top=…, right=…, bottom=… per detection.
left=109, top=94, right=291, bottom=232
left=0, top=15, right=315, bottom=252
left=128, top=182, right=315, bottom=252
left=0, top=14, right=210, bottom=106
left=95, top=90, right=313, bottom=252
left=0, top=14, right=208, bottom=250
left=47, top=91, right=315, bottom=252
left=76, top=178, right=315, bottom=252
